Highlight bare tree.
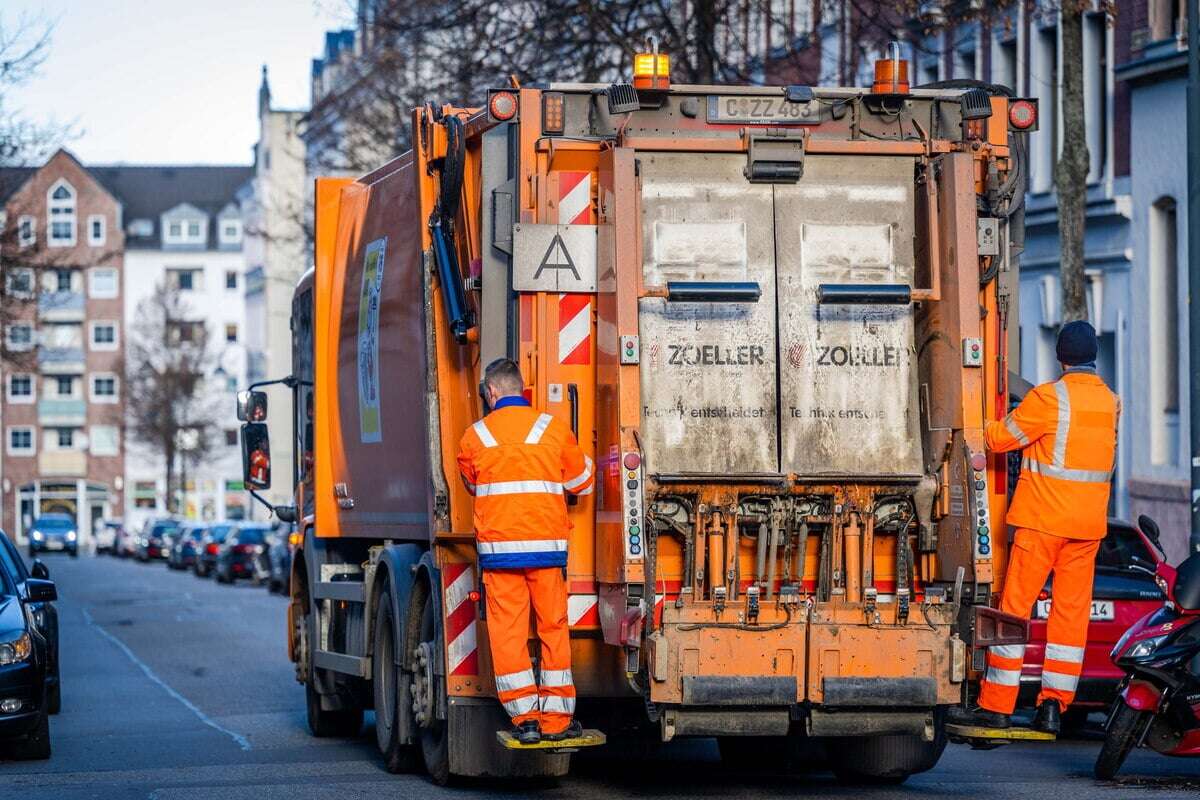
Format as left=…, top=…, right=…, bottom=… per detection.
left=124, top=284, right=222, bottom=514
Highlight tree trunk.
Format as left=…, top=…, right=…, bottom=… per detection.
left=1056, top=3, right=1090, bottom=323
left=692, top=0, right=718, bottom=84
left=165, top=440, right=177, bottom=514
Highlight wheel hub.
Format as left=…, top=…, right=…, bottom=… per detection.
left=411, top=641, right=435, bottom=728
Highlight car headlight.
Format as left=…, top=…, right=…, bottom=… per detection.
left=66, top=530, right=77, bottom=540
left=0, top=632, right=32, bottom=665
left=1124, top=634, right=1168, bottom=660
left=31, top=531, right=44, bottom=541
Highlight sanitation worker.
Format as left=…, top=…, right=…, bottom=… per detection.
left=949, top=321, right=1118, bottom=735
left=457, top=358, right=595, bottom=745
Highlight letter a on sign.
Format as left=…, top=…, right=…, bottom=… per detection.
left=533, top=233, right=581, bottom=282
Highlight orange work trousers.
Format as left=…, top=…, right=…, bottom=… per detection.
left=482, top=567, right=575, bottom=734
left=978, top=527, right=1099, bottom=715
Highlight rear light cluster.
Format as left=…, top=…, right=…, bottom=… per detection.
left=488, top=91, right=517, bottom=122
left=206, top=544, right=219, bottom=555
left=1008, top=98, right=1038, bottom=131
left=234, top=544, right=259, bottom=555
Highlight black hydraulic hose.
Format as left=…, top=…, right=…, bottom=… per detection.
left=429, top=114, right=474, bottom=343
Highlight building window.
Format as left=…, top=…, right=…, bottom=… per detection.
left=168, top=268, right=202, bottom=291
left=90, top=321, right=118, bottom=351
left=225, top=270, right=238, bottom=290
left=219, top=219, right=242, bottom=245
left=6, top=374, right=34, bottom=403
left=55, top=268, right=72, bottom=293
left=1149, top=197, right=1180, bottom=466
left=170, top=321, right=205, bottom=344
left=164, top=218, right=206, bottom=245
left=89, top=267, right=119, bottom=299
left=88, top=214, right=106, bottom=246
left=5, top=267, right=34, bottom=298
left=7, top=427, right=35, bottom=455
left=54, top=376, right=75, bottom=397
left=90, top=425, right=119, bottom=456
left=91, top=374, right=119, bottom=403
left=1150, top=0, right=1185, bottom=41
left=18, top=215, right=35, bottom=247
left=48, top=180, right=77, bottom=246
left=6, top=323, right=33, bottom=351
left=225, top=429, right=238, bottom=446
left=1033, top=24, right=1059, bottom=194
left=225, top=323, right=238, bottom=343
left=994, top=37, right=1018, bottom=94
left=128, top=218, right=153, bottom=238
left=55, top=428, right=75, bottom=449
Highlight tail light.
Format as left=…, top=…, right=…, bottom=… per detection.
left=488, top=91, right=518, bottom=122
left=206, top=543, right=218, bottom=555
left=541, top=91, right=564, bottom=135
left=234, top=544, right=257, bottom=555
left=1008, top=98, right=1038, bottom=131
left=288, top=531, right=302, bottom=547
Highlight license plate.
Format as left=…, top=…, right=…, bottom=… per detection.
left=707, top=95, right=819, bottom=125
left=45, top=539, right=63, bottom=550
left=1035, top=599, right=1115, bottom=621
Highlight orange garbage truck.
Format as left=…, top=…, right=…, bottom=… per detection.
left=236, top=50, right=1037, bottom=783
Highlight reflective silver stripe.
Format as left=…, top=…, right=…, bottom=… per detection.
left=477, top=539, right=568, bottom=555
left=525, top=413, right=553, bottom=444
left=473, top=419, right=499, bottom=448
left=576, top=484, right=594, bottom=496
left=563, top=455, right=594, bottom=491
left=986, top=666, right=1022, bottom=686
left=1053, top=380, right=1070, bottom=468
left=1045, top=643, right=1085, bottom=663
left=1004, top=415, right=1031, bottom=447
left=1022, top=457, right=1111, bottom=484
left=503, top=694, right=538, bottom=717
left=474, top=479, right=563, bottom=497
left=990, top=644, right=1026, bottom=660
left=539, top=695, right=576, bottom=714
left=1041, top=670, right=1080, bottom=692
left=495, top=669, right=536, bottom=693
left=540, top=668, right=573, bottom=688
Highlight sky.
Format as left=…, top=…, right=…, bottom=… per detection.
left=6, top=0, right=352, bottom=165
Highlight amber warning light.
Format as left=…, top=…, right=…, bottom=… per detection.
left=633, top=52, right=670, bottom=90
left=872, top=42, right=909, bottom=95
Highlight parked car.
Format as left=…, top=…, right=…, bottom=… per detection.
left=27, top=514, right=78, bottom=558
left=167, top=523, right=208, bottom=570
left=0, top=528, right=56, bottom=759
left=214, top=522, right=274, bottom=584
left=115, top=521, right=140, bottom=558
left=0, top=532, right=58, bottom=715
left=194, top=523, right=234, bottom=578
left=1017, top=517, right=1166, bottom=727
left=136, top=518, right=180, bottom=562
left=94, top=520, right=122, bottom=555
left=266, top=525, right=299, bottom=593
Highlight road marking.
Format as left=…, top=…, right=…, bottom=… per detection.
left=82, top=607, right=252, bottom=751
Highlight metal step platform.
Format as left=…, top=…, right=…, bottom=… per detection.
left=496, top=729, right=606, bottom=753
left=946, top=723, right=1057, bottom=748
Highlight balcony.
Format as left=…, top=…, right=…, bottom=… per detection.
left=38, top=291, right=85, bottom=322
left=38, top=347, right=85, bottom=374
left=38, top=450, right=87, bottom=477
left=38, top=398, right=86, bottom=426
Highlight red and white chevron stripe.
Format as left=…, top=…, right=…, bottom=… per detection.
left=557, top=171, right=592, bottom=225
left=443, top=562, right=478, bottom=676
left=558, top=294, right=591, bottom=365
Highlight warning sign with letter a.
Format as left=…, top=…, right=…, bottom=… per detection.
left=512, top=223, right=597, bottom=292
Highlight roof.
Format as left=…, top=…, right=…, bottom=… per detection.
left=0, top=167, right=36, bottom=204
left=89, top=165, right=253, bottom=249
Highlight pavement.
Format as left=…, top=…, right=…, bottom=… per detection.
left=2, top=554, right=1197, bottom=799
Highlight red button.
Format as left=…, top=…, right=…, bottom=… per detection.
left=623, top=453, right=641, bottom=470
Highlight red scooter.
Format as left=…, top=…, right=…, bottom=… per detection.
left=1095, top=540, right=1200, bottom=779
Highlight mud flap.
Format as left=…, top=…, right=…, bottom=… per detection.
left=448, top=697, right=570, bottom=778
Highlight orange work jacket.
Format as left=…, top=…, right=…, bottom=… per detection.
left=984, top=369, right=1119, bottom=540
left=456, top=397, right=594, bottom=569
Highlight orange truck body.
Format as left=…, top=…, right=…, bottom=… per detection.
left=275, top=75, right=1029, bottom=782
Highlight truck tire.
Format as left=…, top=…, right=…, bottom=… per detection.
left=373, top=576, right=419, bottom=773
left=827, top=727, right=947, bottom=785
left=304, top=613, right=364, bottom=738
left=409, top=579, right=451, bottom=785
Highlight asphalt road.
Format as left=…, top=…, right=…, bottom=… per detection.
left=2, top=554, right=1197, bottom=799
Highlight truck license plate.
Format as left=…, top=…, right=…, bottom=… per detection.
left=1035, top=599, right=1114, bottom=621
left=707, top=95, right=819, bottom=124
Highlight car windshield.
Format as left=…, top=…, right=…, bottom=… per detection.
left=0, top=533, right=26, bottom=586
left=151, top=521, right=180, bottom=536
left=33, top=516, right=74, bottom=531
left=1096, top=524, right=1156, bottom=574
left=209, top=525, right=232, bottom=542
left=236, top=528, right=268, bottom=545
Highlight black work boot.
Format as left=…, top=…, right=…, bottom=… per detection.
left=1032, top=700, right=1061, bottom=734
left=514, top=720, right=541, bottom=745
left=543, top=720, right=583, bottom=742
left=946, top=704, right=1011, bottom=729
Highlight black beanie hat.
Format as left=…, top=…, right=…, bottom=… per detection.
left=1056, top=320, right=1098, bottom=366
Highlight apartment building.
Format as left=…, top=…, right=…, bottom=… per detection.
left=0, top=149, right=126, bottom=545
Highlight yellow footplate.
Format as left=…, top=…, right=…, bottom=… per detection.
left=946, top=724, right=1057, bottom=747
left=496, top=729, right=606, bottom=752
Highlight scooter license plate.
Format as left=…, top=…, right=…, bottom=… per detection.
left=1035, top=599, right=1115, bottom=621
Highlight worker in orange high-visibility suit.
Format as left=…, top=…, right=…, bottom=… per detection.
left=949, top=321, right=1119, bottom=735
left=457, top=358, right=594, bottom=745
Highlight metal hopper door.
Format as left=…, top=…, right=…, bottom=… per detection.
left=638, top=152, right=921, bottom=479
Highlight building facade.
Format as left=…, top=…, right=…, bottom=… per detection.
left=95, top=165, right=254, bottom=530
left=0, top=150, right=126, bottom=545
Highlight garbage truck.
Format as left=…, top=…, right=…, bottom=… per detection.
left=235, top=48, right=1038, bottom=783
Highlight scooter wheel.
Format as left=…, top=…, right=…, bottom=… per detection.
left=1095, top=704, right=1151, bottom=780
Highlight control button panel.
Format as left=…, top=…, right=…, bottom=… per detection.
left=969, top=452, right=991, bottom=560
left=621, top=451, right=644, bottom=559
left=962, top=337, right=983, bottom=367
left=620, top=335, right=640, bottom=365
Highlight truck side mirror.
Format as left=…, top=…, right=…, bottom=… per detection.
left=241, top=422, right=272, bottom=490
left=237, top=390, right=269, bottom=422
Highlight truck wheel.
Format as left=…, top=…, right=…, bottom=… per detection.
left=409, top=579, right=451, bottom=785
left=827, top=728, right=947, bottom=785
left=373, top=577, right=419, bottom=773
left=304, top=613, right=364, bottom=738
